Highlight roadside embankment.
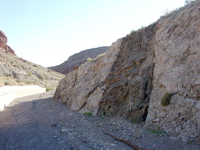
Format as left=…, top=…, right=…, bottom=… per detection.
left=0, top=85, right=46, bottom=111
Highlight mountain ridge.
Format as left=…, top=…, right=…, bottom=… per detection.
left=48, top=46, right=109, bottom=75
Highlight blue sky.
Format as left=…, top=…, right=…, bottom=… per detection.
left=0, top=0, right=186, bottom=67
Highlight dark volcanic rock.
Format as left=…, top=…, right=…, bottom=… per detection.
left=48, top=46, right=109, bottom=75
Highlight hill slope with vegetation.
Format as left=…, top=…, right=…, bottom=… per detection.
left=0, top=48, right=64, bottom=90
left=0, top=30, right=64, bottom=89
left=48, top=46, right=109, bottom=75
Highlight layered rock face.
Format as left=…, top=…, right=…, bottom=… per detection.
left=0, top=30, right=15, bottom=56
left=48, top=47, right=109, bottom=75
left=55, top=1, right=200, bottom=142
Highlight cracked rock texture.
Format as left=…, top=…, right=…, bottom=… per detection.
left=55, top=1, right=200, bottom=143
left=54, top=39, right=122, bottom=115
left=146, top=1, right=200, bottom=142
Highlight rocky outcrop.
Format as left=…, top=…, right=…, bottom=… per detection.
left=0, top=31, right=7, bottom=48
left=48, top=46, right=109, bottom=75
left=0, top=31, right=15, bottom=56
left=55, top=24, right=157, bottom=122
left=97, top=23, right=157, bottom=123
left=145, top=1, right=200, bottom=142
left=55, top=1, right=200, bottom=143
left=54, top=40, right=122, bottom=114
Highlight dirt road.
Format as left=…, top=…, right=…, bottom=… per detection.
left=0, top=91, right=199, bottom=150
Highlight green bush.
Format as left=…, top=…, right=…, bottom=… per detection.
left=148, top=127, right=164, bottom=135
left=161, top=92, right=173, bottom=106
left=83, top=112, right=92, bottom=116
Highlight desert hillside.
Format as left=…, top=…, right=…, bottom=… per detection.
left=0, top=31, right=64, bottom=89
left=54, top=0, right=200, bottom=144
left=48, top=46, right=109, bottom=75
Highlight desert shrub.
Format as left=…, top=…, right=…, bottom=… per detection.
left=27, top=71, right=32, bottom=76
left=148, top=127, right=164, bottom=135
left=87, top=58, right=93, bottom=62
left=4, top=81, right=12, bottom=85
left=16, top=79, right=22, bottom=82
left=25, top=80, right=35, bottom=84
left=161, top=92, right=173, bottom=106
left=45, top=86, right=53, bottom=91
left=83, top=112, right=92, bottom=116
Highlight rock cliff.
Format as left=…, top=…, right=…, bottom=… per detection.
left=48, top=47, right=109, bottom=75
left=54, top=40, right=121, bottom=115
left=54, top=1, right=200, bottom=143
left=0, top=30, right=16, bottom=56
left=145, top=1, right=200, bottom=142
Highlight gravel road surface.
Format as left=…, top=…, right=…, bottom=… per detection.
left=0, top=91, right=199, bottom=150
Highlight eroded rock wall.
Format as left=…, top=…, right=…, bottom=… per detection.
left=54, top=39, right=122, bottom=115
left=55, top=22, right=157, bottom=123
left=146, top=1, right=200, bottom=142
left=55, top=1, right=200, bottom=142
left=97, top=23, right=157, bottom=123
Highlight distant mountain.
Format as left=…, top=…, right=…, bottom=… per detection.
left=0, top=30, right=64, bottom=89
left=48, top=46, right=109, bottom=75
